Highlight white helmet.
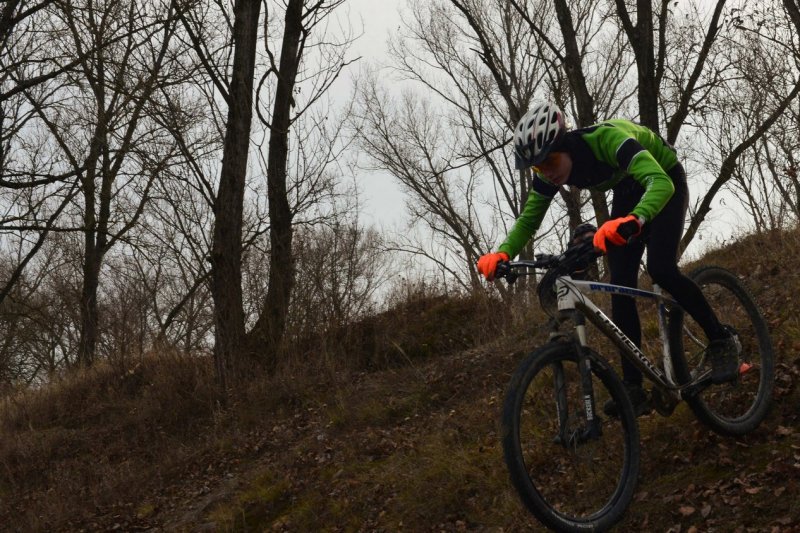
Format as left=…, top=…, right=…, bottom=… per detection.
left=513, top=102, right=566, bottom=169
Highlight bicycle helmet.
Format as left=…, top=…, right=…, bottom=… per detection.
left=513, top=102, right=566, bottom=169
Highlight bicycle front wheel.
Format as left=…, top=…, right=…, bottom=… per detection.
left=502, top=342, right=640, bottom=532
left=668, top=266, right=774, bottom=436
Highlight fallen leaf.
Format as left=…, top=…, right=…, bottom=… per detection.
left=679, top=505, right=696, bottom=517
left=701, top=504, right=712, bottom=518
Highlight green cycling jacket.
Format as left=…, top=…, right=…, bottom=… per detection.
left=498, top=119, right=678, bottom=259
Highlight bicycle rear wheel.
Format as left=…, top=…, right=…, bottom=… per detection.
left=668, top=266, right=774, bottom=436
left=502, top=342, right=640, bottom=532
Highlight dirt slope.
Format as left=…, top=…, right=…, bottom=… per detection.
left=2, top=230, right=800, bottom=532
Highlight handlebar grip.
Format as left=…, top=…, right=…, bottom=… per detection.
left=495, top=261, right=519, bottom=284
left=618, top=218, right=644, bottom=245
left=495, top=261, right=510, bottom=278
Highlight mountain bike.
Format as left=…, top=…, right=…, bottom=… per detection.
left=496, top=239, right=774, bottom=532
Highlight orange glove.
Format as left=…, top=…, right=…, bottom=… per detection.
left=593, top=215, right=643, bottom=253
left=477, top=251, right=510, bottom=281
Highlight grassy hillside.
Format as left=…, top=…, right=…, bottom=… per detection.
left=1, top=230, right=799, bottom=532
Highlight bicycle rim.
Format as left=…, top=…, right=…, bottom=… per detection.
left=502, top=343, right=639, bottom=531
left=669, top=266, right=774, bottom=436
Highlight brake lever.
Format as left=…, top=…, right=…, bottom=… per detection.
left=495, top=261, right=518, bottom=284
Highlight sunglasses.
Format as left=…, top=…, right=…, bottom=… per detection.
left=533, top=152, right=561, bottom=174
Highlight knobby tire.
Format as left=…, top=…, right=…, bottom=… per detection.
left=668, top=266, right=774, bottom=436
left=502, top=342, right=640, bottom=532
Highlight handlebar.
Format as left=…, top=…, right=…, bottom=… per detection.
left=495, top=241, right=601, bottom=284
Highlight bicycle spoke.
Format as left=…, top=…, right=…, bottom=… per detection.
left=507, top=348, right=637, bottom=525
left=669, top=267, right=774, bottom=436
left=504, top=347, right=638, bottom=529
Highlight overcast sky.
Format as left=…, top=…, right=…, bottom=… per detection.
left=324, top=0, right=407, bottom=230
left=323, top=0, right=742, bottom=259
left=347, top=0, right=405, bottom=58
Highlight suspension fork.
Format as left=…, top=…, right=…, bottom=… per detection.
left=552, top=311, right=602, bottom=446
left=549, top=319, right=570, bottom=445
left=552, top=359, right=569, bottom=445
left=574, top=312, right=603, bottom=440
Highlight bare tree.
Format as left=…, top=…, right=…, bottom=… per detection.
left=490, top=0, right=800, bottom=255
left=679, top=0, right=800, bottom=248
left=355, top=0, right=577, bottom=290
left=1, top=1, right=82, bottom=307
left=245, top=0, right=356, bottom=367
left=0, top=232, right=83, bottom=383
left=289, top=221, right=388, bottom=335
left=244, top=0, right=305, bottom=366
left=356, top=77, right=490, bottom=290
left=1, top=0, right=187, bottom=367
left=1, top=1, right=44, bottom=44
left=509, top=0, right=623, bottom=225
left=0, top=0, right=357, bottom=384
left=206, top=0, right=260, bottom=388
left=178, top=0, right=356, bottom=386
left=63, top=0, right=181, bottom=366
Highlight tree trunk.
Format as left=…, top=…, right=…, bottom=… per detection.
left=560, top=187, right=583, bottom=231
left=210, top=0, right=261, bottom=388
left=248, top=0, right=304, bottom=367
left=78, top=251, right=101, bottom=367
left=553, top=0, right=594, bottom=126
left=635, top=0, right=659, bottom=130
left=553, top=0, right=609, bottom=226
left=615, top=0, right=659, bottom=130
left=77, top=107, right=106, bottom=367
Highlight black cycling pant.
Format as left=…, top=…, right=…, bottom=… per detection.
left=607, top=163, right=727, bottom=386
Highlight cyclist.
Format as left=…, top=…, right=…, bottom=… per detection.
left=477, top=102, right=740, bottom=416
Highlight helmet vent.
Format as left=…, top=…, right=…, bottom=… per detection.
left=512, top=101, right=566, bottom=169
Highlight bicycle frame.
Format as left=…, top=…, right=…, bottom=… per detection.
left=500, top=253, right=773, bottom=529
left=554, top=275, right=690, bottom=401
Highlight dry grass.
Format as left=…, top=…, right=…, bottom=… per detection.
left=287, top=289, right=522, bottom=374
left=0, top=288, right=527, bottom=531
left=2, top=228, right=800, bottom=531
left=0, top=351, right=222, bottom=530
